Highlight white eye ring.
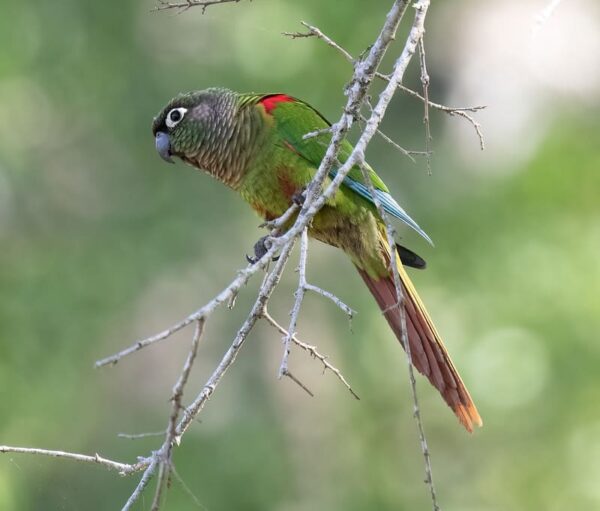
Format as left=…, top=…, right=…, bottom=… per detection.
left=166, top=107, right=188, bottom=129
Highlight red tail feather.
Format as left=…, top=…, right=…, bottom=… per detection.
left=356, top=254, right=482, bottom=432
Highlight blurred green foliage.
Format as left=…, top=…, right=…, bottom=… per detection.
left=1, top=1, right=599, bottom=510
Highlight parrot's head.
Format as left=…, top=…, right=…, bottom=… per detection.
left=152, top=89, right=224, bottom=164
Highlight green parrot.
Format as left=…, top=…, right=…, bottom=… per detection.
left=152, top=88, right=482, bottom=432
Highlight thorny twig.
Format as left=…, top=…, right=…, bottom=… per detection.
left=418, top=37, right=432, bottom=174
left=262, top=311, right=360, bottom=400
left=278, top=228, right=354, bottom=391
left=283, top=23, right=354, bottom=62
left=398, top=83, right=486, bottom=150
left=1, top=2, right=469, bottom=510
left=278, top=228, right=308, bottom=381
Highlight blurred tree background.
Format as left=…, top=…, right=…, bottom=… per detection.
left=1, top=0, right=599, bottom=509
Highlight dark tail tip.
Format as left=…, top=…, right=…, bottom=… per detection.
left=396, top=244, right=427, bottom=269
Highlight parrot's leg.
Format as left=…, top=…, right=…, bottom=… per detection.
left=291, top=186, right=307, bottom=206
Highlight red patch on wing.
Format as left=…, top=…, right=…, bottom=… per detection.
left=260, top=94, right=295, bottom=114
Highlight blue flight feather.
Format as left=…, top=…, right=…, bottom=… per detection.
left=335, top=173, right=434, bottom=246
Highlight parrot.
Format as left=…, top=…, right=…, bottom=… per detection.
left=152, top=88, right=482, bottom=432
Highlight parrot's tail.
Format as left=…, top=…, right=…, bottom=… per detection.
left=355, top=239, right=482, bottom=432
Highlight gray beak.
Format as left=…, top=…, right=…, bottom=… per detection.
left=155, top=131, right=174, bottom=164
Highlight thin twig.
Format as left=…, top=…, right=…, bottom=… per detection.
left=154, top=0, right=244, bottom=14
left=360, top=113, right=418, bottom=162
left=304, top=283, right=355, bottom=317
left=171, top=465, right=207, bottom=509
left=302, top=126, right=334, bottom=141
left=262, top=311, right=360, bottom=400
left=0, top=446, right=142, bottom=475
left=279, top=228, right=309, bottom=379
left=418, top=37, right=432, bottom=174
left=95, top=262, right=271, bottom=367
left=284, top=19, right=485, bottom=148
left=397, top=84, right=486, bottom=150
left=151, top=319, right=205, bottom=510
left=278, top=227, right=355, bottom=397
left=122, top=458, right=159, bottom=511
left=283, top=22, right=354, bottom=62
left=260, top=203, right=299, bottom=234
left=396, top=83, right=485, bottom=113
left=118, top=431, right=166, bottom=440
left=282, top=370, right=315, bottom=397
left=169, top=319, right=205, bottom=445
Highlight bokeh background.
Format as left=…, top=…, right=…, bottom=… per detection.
left=1, top=0, right=599, bottom=509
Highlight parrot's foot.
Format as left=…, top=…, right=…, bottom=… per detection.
left=291, top=187, right=307, bottom=206
left=246, top=236, right=279, bottom=265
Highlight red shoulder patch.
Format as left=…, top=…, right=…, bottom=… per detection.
left=259, top=94, right=295, bottom=114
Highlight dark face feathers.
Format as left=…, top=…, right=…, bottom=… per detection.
left=152, top=92, right=202, bottom=136
left=152, top=89, right=225, bottom=164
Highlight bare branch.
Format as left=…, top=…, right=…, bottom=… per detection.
left=154, top=0, right=245, bottom=14
left=304, top=283, right=355, bottom=318
left=262, top=311, right=360, bottom=400
left=282, top=369, right=315, bottom=397
left=285, top=18, right=485, bottom=149
left=397, top=84, right=486, bottom=150
left=418, top=37, right=433, bottom=174
left=122, top=458, right=159, bottom=511
left=361, top=157, right=440, bottom=511
left=302, top=126, right=334, bottom=141
left=279, top=228, right=309, bottom=378
left=260, top=203, right=299, bottom=233
left=95, top=260, right=270, bottom=367
left=451, top=109, right=485, bottom=150
left=118, top=432, right=166, bottom=440
left=0, top=446, right=143, bottom=476
left=396, top=83, right=486, bottom=113
left=174, top=237, right=297, bottom=442
left=151, top=319, right=205, bottom=510
left=283, top=22, right=354, bottom=62
left=359, top=113, right=419, bottom=162
left=168, top=319, right=205, bottom=445
left=278, top=226, right=356, bottom=398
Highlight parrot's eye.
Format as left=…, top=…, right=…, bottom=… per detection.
left=166, top=107, right=188, bottom=129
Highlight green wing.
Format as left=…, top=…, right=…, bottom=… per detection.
left=270, top=99, right=390, bottom=189
left=266, top=96, right=432, bottom=244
